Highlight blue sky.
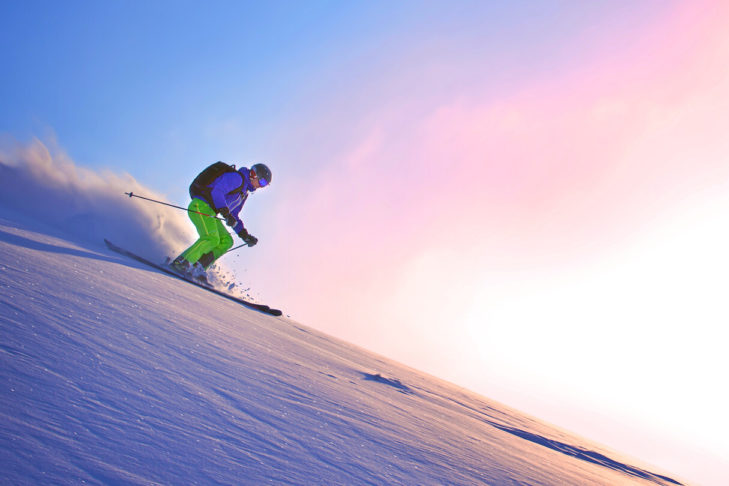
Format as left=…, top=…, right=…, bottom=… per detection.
left=1, top=1, right=646, bottom=195
left=3, top=1, right=354, bottom=190
left=2, top=1, right=433, bottom=185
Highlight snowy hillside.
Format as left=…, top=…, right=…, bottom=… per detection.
left=0, top=204, right=684, bottom=485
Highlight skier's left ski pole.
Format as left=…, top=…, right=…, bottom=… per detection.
left=224, top=243, right=250, bottom=254
left=124, top=192, right=223, bottom=220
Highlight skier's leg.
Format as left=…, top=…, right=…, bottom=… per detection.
left=196, top=220, right=233, bottom=269
left=198, top=252, right=215, bottom=269
left=211, top=218, right=234, bottom=259
left=179, top=199, right=223, bottom=264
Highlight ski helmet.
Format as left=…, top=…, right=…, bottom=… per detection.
left=251, top=163, right=272, bottom=187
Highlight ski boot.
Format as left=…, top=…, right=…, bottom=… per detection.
left=170, top=256, right=192, bottom=276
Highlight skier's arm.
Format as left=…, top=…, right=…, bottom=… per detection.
left=237, top=228, right=257, bottom=247
left=219, top=207, right=256, bottom=246
left=210, top=172, right=256, bottom=245
left=209, top=172, right=244, bottom=213
left=219, top=207, right=245, bottom=235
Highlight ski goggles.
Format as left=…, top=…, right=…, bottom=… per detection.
left=250, top=169, right=269, bottom=187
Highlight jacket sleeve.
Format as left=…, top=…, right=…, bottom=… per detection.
left=209, top=172, right=243, bottom=212
left=231, top=220, right=245, bottom=235
left=209, top=172, right=246, bottom=234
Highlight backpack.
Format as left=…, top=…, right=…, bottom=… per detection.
left=189, top=161, right=245, bottom=210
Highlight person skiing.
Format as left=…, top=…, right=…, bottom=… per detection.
left=170, top=161, right=271, bottom=281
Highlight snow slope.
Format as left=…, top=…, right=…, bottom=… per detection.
left=0, top=204, right=684, bottom=485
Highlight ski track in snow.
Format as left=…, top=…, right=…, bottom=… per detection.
left=0, top=205, right=684, bottom=485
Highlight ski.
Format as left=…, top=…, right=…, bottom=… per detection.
left=104, top=239, right=283, bottom=317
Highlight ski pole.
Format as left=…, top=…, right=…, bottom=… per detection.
left=125, top=192, right=252, bottom=254
left=124, top=192, right=222, bottom=220
left=224, top=243, right=250, bottom=254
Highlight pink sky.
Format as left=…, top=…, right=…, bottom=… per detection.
left=267, top=0, right=729, bottom=329
left=251, top=3, right=729, bottom=482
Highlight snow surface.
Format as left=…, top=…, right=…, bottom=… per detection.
left=0, top=204, right=685, bottom=485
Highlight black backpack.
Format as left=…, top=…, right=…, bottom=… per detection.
left=189, top=161, right=245, bottom=210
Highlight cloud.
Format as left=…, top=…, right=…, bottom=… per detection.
left=0, top=136, right=194, bottom=260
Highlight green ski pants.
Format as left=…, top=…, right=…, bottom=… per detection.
left=180, top=199, right=233, bottom=265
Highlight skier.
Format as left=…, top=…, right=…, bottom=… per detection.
left=170, top=161, right=271, bottom=282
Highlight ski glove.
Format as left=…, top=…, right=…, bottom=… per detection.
left=237, top=228, right=258, bottom=247
left=219, top=208, right=237, bottom=228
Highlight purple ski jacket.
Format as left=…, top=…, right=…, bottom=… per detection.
left=194, top=168, right=255, bottom=235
